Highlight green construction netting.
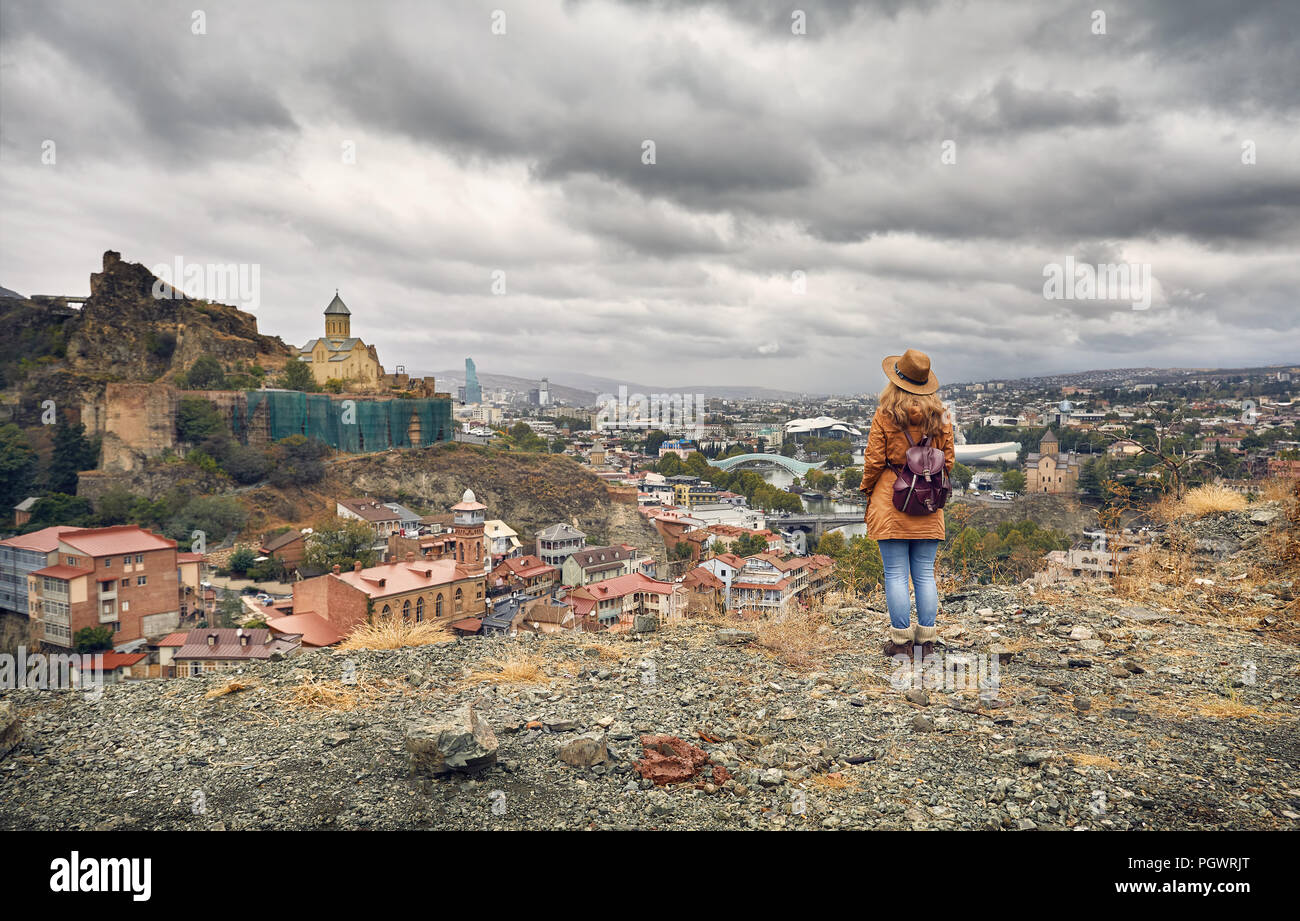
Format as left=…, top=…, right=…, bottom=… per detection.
left=239, top=391, right=452, bottom=452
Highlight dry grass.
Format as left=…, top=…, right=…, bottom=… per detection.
left=285, top=676, right=363, bottom=712
left=204, top=678, right=256, bottom=699
left=1176, top=484, right=1249, bottom=518
left=808, top=772, right=860, bottom=792
left=337, top=615, right=454, bottom=651
left=462, top=653, right=553, bottom=686
left=754, top=599, right=848, bottom=670
left=1065, top=752, right=1124, bottom=771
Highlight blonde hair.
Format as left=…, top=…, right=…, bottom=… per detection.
left=878, top=382, right=947, bottom=437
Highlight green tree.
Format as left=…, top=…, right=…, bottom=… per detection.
left=46, top=420, right=99, bottom=494
left=74, top=626, right=114, bottom=653
left=305, top=518, right=379, bottom=571
left=951, top=462, right=973, bottom=490
left=166, top=495, right=248, bottom=544
left=228, top=547, right=257, bottom=575
left=177, top=398, right=227, bottom=443
left=729, top=533, right=769, bottom=557
left=645, top=430, right=670, bottom=455
left=24, top=494, right=94, bottom=530
left=1001, top=470, right=1027, bottom=493
left=267, top=435, right=328, bottom=488
left=182, top=355, right=226, bottom=389
left=0, top=423, right=38, bottom=511
left=277, top=359, right=318, bottom=392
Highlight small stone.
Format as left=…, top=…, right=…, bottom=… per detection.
left=912, top=714, right=935, bottom=732
left=904, top=689, right=930, bottom=706
left=716, top=629, right=757, bottom=645
left=1073, top=696, right=1092, bottom=712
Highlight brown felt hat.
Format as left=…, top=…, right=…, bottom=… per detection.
left=881, top=348, right=940, bottom=395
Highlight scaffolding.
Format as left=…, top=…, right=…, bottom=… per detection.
left=238, top=390, right=452, bottom=453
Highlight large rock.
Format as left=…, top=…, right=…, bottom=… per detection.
left=557, top=733, right=608, bottom=768
left=406, top=704, right=498, bottom=776
left=0, top=701, right=20, bottom=760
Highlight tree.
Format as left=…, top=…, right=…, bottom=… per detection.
left=729, top=533, right=769, bottom=557
left=24, top=494, right=94, bottom=530
left=0, top=423, right=38, bottom=511
left=228, top=547, right=257, bottom=575
left=177, top=398, right=227, bottom=443
left=645, top=430, right=670, bottom=456
left=305, top=518, right=379, bottom=571
left=951, top=462, right=973, bottom=490
left=165, top=495, right=248, bottom=544
left=47, top=420, right=100, bottom=494
left=1001, top=470, right=1027, bottom=493
left=182, top=355, right=226, bottom=390
left=74, top=626, right=113, bottom=653
left=267, top=435, right=328, bottom=488
left=222, top=444, right=271, bottom=484
left=276, top=359, right=318, bottom=392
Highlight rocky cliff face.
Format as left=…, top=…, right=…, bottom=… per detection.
left=0, top=251, right=292, bottom=428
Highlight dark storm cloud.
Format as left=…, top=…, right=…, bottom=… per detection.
left=1, top=0, right=1296, bottom=392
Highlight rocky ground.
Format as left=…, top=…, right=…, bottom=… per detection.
left=1, top=505, right=1297, bottom=831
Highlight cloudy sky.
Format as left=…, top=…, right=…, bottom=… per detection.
left=1, top=0, right=1297, bottom=395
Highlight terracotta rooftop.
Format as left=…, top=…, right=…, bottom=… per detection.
left=266, top=612, right=341, bottom=647
left=332, top=559, right=475, bottom=599
left=31, top=564, right=92, bottom=580
left=59, top=525, right=176, bottom=557
left=174, top=628, right=301, bottom=661
left=0, top=525, right=81, bottom=553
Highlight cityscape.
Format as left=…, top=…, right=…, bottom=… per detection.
left=0, top=0, right=1296, bottom=890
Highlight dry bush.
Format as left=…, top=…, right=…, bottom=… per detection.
left=286, top=676, right=362, bottom=711
left=808, top=772, right=859, bottom=792
left=338, top=615, right=454, bottom=651
left=1176, top=484, right=1249, bottom=518
left=755, top=598, right=848, bottom=669
left=462, top=653, right=552, bottom=686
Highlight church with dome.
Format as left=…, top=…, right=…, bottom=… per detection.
left=297, top=291, right=385, bottom=386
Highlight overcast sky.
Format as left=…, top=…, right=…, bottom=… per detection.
left=1, top=0, right=1297, bottom=394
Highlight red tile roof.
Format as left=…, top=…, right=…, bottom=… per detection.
left=59, top=525, right=176, bottom=557
left=174, top=628, right=300, bottom=660
left=332, top=558, right=477, bottom=599
left=154, top=632, right=188, bottom=647
left=85, top=652, right=147, bottom=671
left=31, top=564, right=92, bottom=580
left=0, top=525, right=81, bottom=553
left=266, top=612, right=341, bottom=647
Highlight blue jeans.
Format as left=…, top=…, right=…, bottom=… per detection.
left=878, top=539, right=939, bottom=630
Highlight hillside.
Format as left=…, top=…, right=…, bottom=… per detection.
left=1, top=502, right=1296, bottom=830
left=241, top=442, right=661, bottom=550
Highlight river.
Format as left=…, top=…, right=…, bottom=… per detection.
left=757, top=452, right=869, bottom=539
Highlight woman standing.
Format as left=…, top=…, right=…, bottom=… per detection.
left=859, top=349, right=955, bottom=658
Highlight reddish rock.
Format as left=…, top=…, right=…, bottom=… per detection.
left=711, top=763, right=731, bottom=785
left=634, top=734, right=712, bottom=786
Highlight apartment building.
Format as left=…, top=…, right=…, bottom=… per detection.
left=561, top=544, right=641, bottom=588
left=0, top=526, right=81, bottom=617
left=25, top=526, right=200, bottom=649
left=565, top=572, right=686, bottom=630
left=535, top=522, right=587, bottom=569
left=489, top=554, right=558, bottom=600
left=336, top=498, right=403, bottom=539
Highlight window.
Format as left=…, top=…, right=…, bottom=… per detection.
left=416, top=597, right=424, bottom=622
left=455, top=588, right=464, bottom=613
left=137, top=575, right=147, bottom=586
left=104, top=558, right=112, bottom=567
left=123, top=556, right=131, bottom=566
left=402, top=600, right=411, bottom=621
left=121, top=579, right=129, bottom=588
left=435, top=596, right=443, bottom=617
left=135, top=554, right=143, bottom=564
left=382, top=604, right=391, bottom=616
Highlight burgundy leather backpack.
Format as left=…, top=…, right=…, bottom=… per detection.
left=890, top=428, right=951, bottom=515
